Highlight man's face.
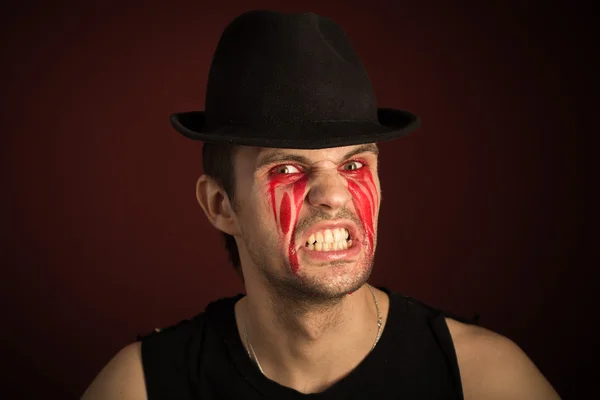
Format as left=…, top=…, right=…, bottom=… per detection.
left=232, top=143, right=381, bottom=300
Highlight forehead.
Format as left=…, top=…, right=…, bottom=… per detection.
left=238, top=143, right=379, bottom=167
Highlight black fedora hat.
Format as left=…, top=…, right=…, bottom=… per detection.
left=170, top=10, right=419, bottom=149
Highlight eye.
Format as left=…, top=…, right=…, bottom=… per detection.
left=273, top=164, right=301, bottom=174
left=343, top=160, right=364, bottom=171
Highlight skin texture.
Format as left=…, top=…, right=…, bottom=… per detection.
left=447, top=319, right=561, bottom=400
left=80, top=342, right=147, bottom=400
left=80, top=143, right=561, bottom=399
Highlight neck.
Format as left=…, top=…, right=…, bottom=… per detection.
left=237, top=283, right=387, bottom=393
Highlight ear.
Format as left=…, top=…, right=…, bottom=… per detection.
left=196, top=175, right=240, bottom=236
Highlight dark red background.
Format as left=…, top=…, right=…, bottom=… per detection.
left=1, top=1, right=586, bottom=399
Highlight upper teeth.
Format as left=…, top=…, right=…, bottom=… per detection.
left=306, top=228, right=350, bottom=245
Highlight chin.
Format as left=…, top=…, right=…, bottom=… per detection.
left=290, top=258, right=373, bottom=299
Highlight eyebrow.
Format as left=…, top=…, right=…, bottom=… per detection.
left=256, top=143, right=379, bottom=170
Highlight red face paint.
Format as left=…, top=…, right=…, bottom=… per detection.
left=266, top=167, right=308, bottom=274
left=269, top=181, right=278, bottom=223
left=345, top=166, right=378, bottom=256
left=288, top=176, right=308, bottom=273
left=279, top=192, right=291, bottom=234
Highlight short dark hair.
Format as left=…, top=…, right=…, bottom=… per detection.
left=202, top=142, right=241, bottom=274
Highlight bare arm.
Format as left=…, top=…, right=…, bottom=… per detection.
left=81, top=342, right=148, bottom=400
left=447, top=318, right=561, bottom=400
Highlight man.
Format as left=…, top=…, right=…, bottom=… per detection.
left=82, top=10, right=560, bottom=399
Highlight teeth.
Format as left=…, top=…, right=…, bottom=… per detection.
left=307, top=239, right=353, bottom=252
left=315, top=232, right=324, bottom=243
left=306, top=240, right=354, bottom=252
left=306, top=228, right=349, bottom=243
left=304, top=228, right=353, bottom=251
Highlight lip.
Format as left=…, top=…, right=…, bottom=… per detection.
left=297, top=221, right=362, bottom=248
left=299, top=237, right=362, bottom=262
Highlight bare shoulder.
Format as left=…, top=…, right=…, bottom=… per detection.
left=445, top=318, right=561, bottom=400
left=81, top=341, right=147, bottom=400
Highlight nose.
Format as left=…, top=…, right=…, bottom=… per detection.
left=306, top=170, right=352, bottom=211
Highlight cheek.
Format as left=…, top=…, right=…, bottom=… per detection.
left=240, top=187, right=279, bottom=237
left=268, top=180, right=278, bottom=224
left=265, top=181, right=283, bottom=230
left=265, top=176, right=307, bottom=237
left=347, top=169, right=379, bottom=249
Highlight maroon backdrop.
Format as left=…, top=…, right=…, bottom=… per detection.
left=1, top=1, right=586, bottom=398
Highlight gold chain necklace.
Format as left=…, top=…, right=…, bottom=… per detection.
left=243, top=284, right=383, bottom=375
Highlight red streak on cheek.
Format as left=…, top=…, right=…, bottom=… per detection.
left=364, top=169, right=378, bottom=207
left=288, top=175, right=308, bottom=274
left=279, top=192, right=291, bottom=234
left=348, top=180, right=374, bottom=254
left=362, top=170, right=377, bottom=208
left=346, top=168, right=378, bottom=208
left=365, top=169, right=376, bottom=190
left=269, top=181, right=278, bottom=223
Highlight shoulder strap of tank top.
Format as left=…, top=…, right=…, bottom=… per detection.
left=429, top=312, right=465, bottom=400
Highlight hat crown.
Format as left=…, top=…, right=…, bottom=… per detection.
left=204, top=10, right=378, bottom=129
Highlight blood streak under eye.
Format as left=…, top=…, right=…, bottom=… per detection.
left=280, top=192, right=291, bottom=234
left=346, top=168, right=377, bottom=254
left=268, top=172, right=308, bottom=273
left=288, top=176, right=308, bottom=272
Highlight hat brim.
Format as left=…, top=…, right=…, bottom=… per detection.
left=170, top=108, right=419, bottom=149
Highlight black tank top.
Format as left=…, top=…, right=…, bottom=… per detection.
left=140, top=288, right=465, bottom=399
